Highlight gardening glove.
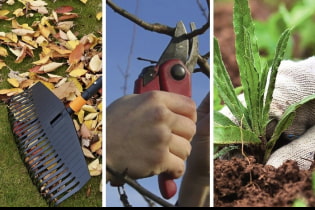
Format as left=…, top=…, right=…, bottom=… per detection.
left=266, top=56, right=315, bottom=170
left=219, top=56, right=315, bottom=170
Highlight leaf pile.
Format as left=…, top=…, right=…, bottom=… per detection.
left=0, top=0, right=102, bottom=192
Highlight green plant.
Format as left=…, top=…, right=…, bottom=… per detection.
left=255, top=0, right=315, bottom=61
left=213, top=0, right=315, bottom=163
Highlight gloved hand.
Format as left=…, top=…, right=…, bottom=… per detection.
left=219, top=56, right=315, bottom=170
left=266, top=56, right=315, bottom=170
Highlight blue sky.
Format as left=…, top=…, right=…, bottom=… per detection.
left=105, top=0, right=210, bottom=207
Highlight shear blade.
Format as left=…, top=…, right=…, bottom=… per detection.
left=157, top=21, right=189, bottom=65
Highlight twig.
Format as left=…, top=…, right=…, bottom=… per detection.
left=106, top=166, right=175, bottom=207
left=106, top=0, right=209, bottom=39
left=196, top=52, right=210, bottom=77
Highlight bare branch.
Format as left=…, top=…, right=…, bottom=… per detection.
left=106, top=166, right=175, bottom=207
left=106, top=0, right=209, bottom=39
left=195, top=52, right=210, bottom=78
left=106, top=0, right=174, bottom=36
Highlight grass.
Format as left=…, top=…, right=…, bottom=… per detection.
left=0, top=0, right=102, bottom=207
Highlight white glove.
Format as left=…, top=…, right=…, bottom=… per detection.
left=219, top=56, right=315, bottom=170
left=266, top=56, right=315, bottom=170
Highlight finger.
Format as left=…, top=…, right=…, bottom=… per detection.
left=143, top=91, right=197, bottom=122
left=169, top=134, right=192, bottom=160
left=170, top=113, right=197, bottom=141
left=162, top=153, right=186, bottom=179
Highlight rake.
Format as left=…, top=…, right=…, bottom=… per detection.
left=7, top=76, right=102, bottom=206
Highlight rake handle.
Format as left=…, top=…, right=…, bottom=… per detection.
left=68, top=76, right=102, bottom=114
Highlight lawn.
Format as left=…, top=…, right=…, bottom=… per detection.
left=0, top=0, right=102, bottom=207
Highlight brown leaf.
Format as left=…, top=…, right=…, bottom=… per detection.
left=55, top=6, right=74, bottom=14
left=51, top=81, right=77, bottom=100
left=68, top=43, right=84, bottom=65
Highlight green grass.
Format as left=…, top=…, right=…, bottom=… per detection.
left=0, top=0, right=102, bottom=207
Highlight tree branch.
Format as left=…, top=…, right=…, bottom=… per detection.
left=196, top=52, right=210, bottom=78
left=106, top=0, right=209, bottom=39
left=106, top=166, right=175, bottom=207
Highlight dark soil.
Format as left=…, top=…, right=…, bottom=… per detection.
left=214, top=1, right=315, bottom=207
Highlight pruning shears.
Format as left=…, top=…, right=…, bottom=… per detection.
left=134, top=21, right=199, bottom=199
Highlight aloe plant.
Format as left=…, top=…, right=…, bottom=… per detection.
left=214, top=0, right=315, bottom=162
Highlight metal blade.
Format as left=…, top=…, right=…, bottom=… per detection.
left=157, top=21, right=189, bottom=65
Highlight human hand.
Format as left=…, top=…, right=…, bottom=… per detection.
left=106, top=91, right=197, bottom=185
left=265, top=57, right=315, bottom=169
left=178, top=92, right=210, bottom=207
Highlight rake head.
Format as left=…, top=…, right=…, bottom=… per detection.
left=7, top=82, right=91, bottom=206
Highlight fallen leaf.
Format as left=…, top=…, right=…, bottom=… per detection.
left=55, top=6, right=74, bottom=14
left=82, top=147, right=95, bottom=159
left=89, top=54, right=102, bottom=73
left=0, top=60, right=6, bottom=69
left=0, top=46, right=8, bottom=57
left=39, top=62, right=64, bottom=73
left=90, top=140, right=101, bottom=153
left=69, top=68, right=87, bottom=77
left=88, top=158, right=102, bottom=176
left=12, top=28, right=35, bottom=36
left=96, top=12, right=102, bottom=21
left=7, top=78, right=19, bottom=87
left=68, top=43, right=84, bottom=65
left=51, top=81, right=77, bottom=100
left=80, top=123, right=91, bottom=139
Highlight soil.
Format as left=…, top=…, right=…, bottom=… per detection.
left=214, top=1, right=315, bottom=207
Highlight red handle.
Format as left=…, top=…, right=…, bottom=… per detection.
left=134, top=59, right=191, bottom=199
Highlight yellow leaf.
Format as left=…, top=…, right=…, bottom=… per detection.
left=38, top=24, right=50, bottom=39
left=96, top=12, right=102, bottom=21
left=97, top=101, right=102, bottom=111
left=6, top=32, right=18, bottom=43
left=22, top=35, right=38, bottom=48
left=0, top=88, right=23, bottom=95
left=84, top=112, right=98, bottom=121
left=0, top=60, right=6, bottom=70
left=82, top=105, right=97, bottom=113
left=77, top=109, right=85, bottom=124
left=80, top=0, right=88, bottom=4
left=67, top=30, right=77, bottom=41
left=65, top=40, right=80, bottom=50
left=0, top=46, right=8, bottom=57
left=32, top=55, right=50, bottom=65
left=13, top=8, right=24, bottom=17
left=69, top=68, right=87, bottom=77
left=38, top=81, right=55, bottom=90
left=67, top=77, right=83, bottom=92
left=7, top=78, right=19, bottom=88
left=0, top=10, right=10, bottom=16
left=90, top=140, right=102, bottom=153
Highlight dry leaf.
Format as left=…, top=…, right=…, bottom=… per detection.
left=68, top=43, right=84, bottom=65
left=82, top=104, right=97, bottom=113
left=0, top=60, right=6, bottom=69
left=82, top=147, right=95, bottom=159
left=80, top=123, right=91, bottom=139
left=88, top=158, right=102, bottom=176
left=55, top=6, right=74, bottom=14
left=90, top=140, right=101, bottom=153
left=0, top=46, right=8, bottom=57
left=12, top=28, right=35, bottom=36
left=96, top=12, right=102, bottom=21
left=89, top=54, right=102, bottom=73
left=39, top=62, right=64, bottom=73
left=51, top=81, right=77, bottom=100
left=7, top=78, right=19, bottom=87
left=69, top=68, right=87, bottom=77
